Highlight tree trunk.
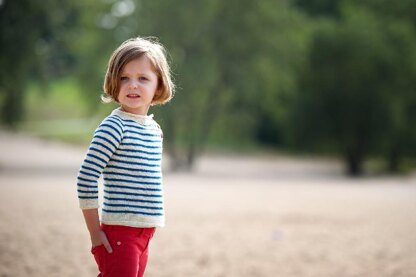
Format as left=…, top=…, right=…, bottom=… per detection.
left=1, top=87, right=24, bottom=128
left=345, top=149, right=363, bottom=176
left=387, top=146, right=400, bottom=173
left=185, top=139, right=196, bottom=171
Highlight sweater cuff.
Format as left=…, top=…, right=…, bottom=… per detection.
left=79, top=198, right=99, bottom=209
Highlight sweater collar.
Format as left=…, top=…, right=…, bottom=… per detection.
left=111, top=107, right=154, bottom=125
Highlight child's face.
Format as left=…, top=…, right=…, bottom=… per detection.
left=118, top=55, right=160, bottom=115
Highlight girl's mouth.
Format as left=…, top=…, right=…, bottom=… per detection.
left=127, top=94, right=140, bottom=98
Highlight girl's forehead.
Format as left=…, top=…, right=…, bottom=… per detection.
left=121, top=55, right=157, bottom=74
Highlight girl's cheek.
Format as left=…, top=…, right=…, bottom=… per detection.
left=120, top=83, right=128, bottom=90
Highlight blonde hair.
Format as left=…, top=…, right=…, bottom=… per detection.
left=102, top=36, right=175, bottom=105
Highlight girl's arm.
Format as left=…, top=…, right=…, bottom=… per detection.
left=77, top=116, right=124, bottom=253
left=77, top=116, right=124, bottom=209
left=82, top=208, right=113, bottom=253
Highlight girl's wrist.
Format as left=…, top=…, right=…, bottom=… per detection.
left=82, top=208, right=101, bottom=235
left=89, top=226, right=102, bottom=236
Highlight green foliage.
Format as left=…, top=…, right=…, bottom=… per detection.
left=0, top=0, right=82, bottom=127
left=1, top=0, right=416, bottom=174
left=20, top=78, right=101, bottom=144
left=290, top=5, right=416, bottom=175
left=25, top=78, right=90, bottom=120
left=128, top=0, right=310, bottom=168
left=294, top=0, right=343, bottom=18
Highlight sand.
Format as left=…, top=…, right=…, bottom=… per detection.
left=0, top=131, right=415, bottom=277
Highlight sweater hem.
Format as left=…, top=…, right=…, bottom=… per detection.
left=100, top=220, right=165, bottom=228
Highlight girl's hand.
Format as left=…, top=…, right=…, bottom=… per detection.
left=82, top=209, right=112, bottom=253
left=90, top=229, right=113, bottom=254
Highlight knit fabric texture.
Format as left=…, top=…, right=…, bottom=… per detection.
left=77, top=108, right=165, bottom=227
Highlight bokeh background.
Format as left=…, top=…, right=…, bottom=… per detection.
left=1, top=0, right=416, bottom=276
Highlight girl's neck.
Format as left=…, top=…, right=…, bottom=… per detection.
left=113, top=107, right=154, bottom=125
left=120, top=105, right=150, bottom=116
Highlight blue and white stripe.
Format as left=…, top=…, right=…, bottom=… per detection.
left=77, top=108, right=165, bottom=227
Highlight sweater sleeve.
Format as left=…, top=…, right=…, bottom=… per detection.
left=77, top=116, right=124, bottom=209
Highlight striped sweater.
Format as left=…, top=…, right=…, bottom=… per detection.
left=77, top=108, right=165, bottom=227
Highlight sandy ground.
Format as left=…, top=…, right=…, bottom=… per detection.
left=0, top=131, right=415, bottom=277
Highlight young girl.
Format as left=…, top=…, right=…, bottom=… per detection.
left=77, top=37, right=174, bottom=277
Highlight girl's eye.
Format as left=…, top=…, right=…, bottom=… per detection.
left=120, top=76, right=128, bottom=81
left=139, top=76, right=148, bottom=81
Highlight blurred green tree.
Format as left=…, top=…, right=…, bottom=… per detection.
left=352, top=0, right=416, bottom=172
left=372, top=20, right=416, bottom=172
left=131, top=0, right=308, bottom=170
left=2, top=0, right=414, bottom=175
left=0, top=0, right=81, bottom=127
left=293, top=0, right=343, bottom=18
left=291, top=6, right=416, bottom=175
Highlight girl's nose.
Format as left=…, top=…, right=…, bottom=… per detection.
left=129, top=80, right=139, bottom=89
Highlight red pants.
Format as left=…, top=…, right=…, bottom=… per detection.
left=91, top=224, right=156, bottom=277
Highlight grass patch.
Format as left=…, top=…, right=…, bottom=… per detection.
left=24, top=78, right=92, bottom=120
left=19, top=78, right=115, bottom=144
